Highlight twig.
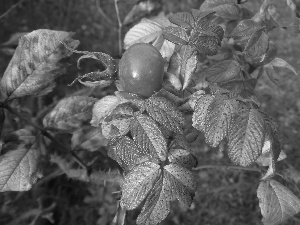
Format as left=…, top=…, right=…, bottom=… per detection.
left=0, top=0, right=26, bottom=21
left=2, top=104, right=89, bottom=171
left=114, top=0, right=123, bottom=56
left=194, top=164, right=262, bottom=173
left=96, top=0, right=115, bottom=26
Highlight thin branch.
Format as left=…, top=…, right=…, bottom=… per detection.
left=96, top=0, right=115, bottom=26
left=0, top=0, right=26, bottom=21
left=114, top=0, right=123, bottom=56
left=194, top=164, right=262, bottom=173
left=2, top=104, right=88, bottom=171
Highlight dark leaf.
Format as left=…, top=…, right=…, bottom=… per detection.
left=145, top=97, right=186, bottom=134
left=102, top=113, right=132, bottom=139
left=43, top=96, right=97, bottom=133
left=200, top=0, right=241, bottom=20
left=130, top=114, right=167, bottom=161
left=228, top=109, right=265, bottom=166
left=71, top=126, right=108, bottom=151
left=168, top=12, right=194, bottom=29
left=244, top=30, right=269, bottom=59
left=0, top=30, right=79, bottom=101
left=168, top=148, right=197, bottom=169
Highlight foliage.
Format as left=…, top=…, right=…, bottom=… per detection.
left=0, top=0, right=300, bottom=224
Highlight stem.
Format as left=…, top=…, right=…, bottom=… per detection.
left=96, top=0, right=115, bottom=26
left=194, top=164, right=262, bottom=173
left=0, top=0, right=26, bottom=21
left=2, top=104, right=88, bottom=171
left=114, top=0, right=123, bottom=56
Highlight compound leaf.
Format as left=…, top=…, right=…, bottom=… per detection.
left=228, top=109, right=265, bottom=166
left=0, top=129, right=41, bottom=192
left=130, top=114, right=167, bottom=161
left=43, top=96, right=97, bottom=133
left=192, top=95, right=215, bottom=132
left=145, top=97, right=185, bottom=134
left=163, top=27, right=189, bottom=46
left=71, top=126, right=108, bottom=151
left=204, top=60, right=241, bottom=83
left=257, top=180, right=300, bottom=225
left=205, top=96, right=238, bottom=147
left=121, top=161, right=161, bottom=210
left=168, top=12, right=194, bottom=29
left=0, top=30, right=79, bottom=101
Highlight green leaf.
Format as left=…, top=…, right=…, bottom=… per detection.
left=168, top=148, right=198, bottom=169
left=168, top=12, right=194, bottom=29
left=228, top=109, right=265, bottom=166
left=200, top=0, right=240, bottom=20
left=43, top=96, right=97, bottom=133
left=257, top=180, right=300, bottom=225
left=130, top=114, right=167, bottom=161
left=205, top=96, right=238, bottom=147
left=146, top=97, right=185, bottom=134
left=71, top=126, right=108, bottom=151
left=192, top=95, right=215, bottom=132
left=0, top=129, right=42, bottom=192
left=189, top=90, right=206, bottom=110
left=121, top=161, right=161, bottom=210
left=163, top=27, right=189, bottom=46
left=244, top=30, right=269, bottom=59
left=180, top=46, right=198, bottom=90
left=108, top=136, right=149, bottom=172
left=0, top=30, right=79, bottom=101
left=115, top=91, right=145, bottom=111
left=204, top=60, right=241, bottom=83
left=264, top=64, right=280, bottom=86
left=270, top=58, right=299, bottom=76
left=229, top=19, right=263, bottom=37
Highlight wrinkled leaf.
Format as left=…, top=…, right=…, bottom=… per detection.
left=71, top=126, right=108, bottom=151
left=192, top=95, right=215, bottom=132
left=168, top=148, right=197, bottom=169
left=228, top=109, right=265, bottom=166
left=102, top=114, right=132, bottom=139
left=121, top=161, right=161, bottom=210
left=204, top=60, right=241, bottom=83
left=205, top=96, right=238, bottom=147
left=181, top=47, right=198, bottom=90
left=244, top=30, right=269, bottom=59
left=43, top=96, right=97, bottom=133
left=168, top=12, right=194, bottom=28
left=189, top=90, right=206, bottom=110
left=0, top=130, right=41, bottom=192
left=163, top=27, right=189, bottom=45
left=115, top=91, right=145, bottom=112
left=145, top=97, right=185, bottom=134
left=130, top=114, right=167, bottom=161
left=200, top=0, right=240, bottom=20
left=90, top=95, right=122, bottom=127
left=257, top=179, right=300, bottom=225
left=0, top=29, right=79, bottom=101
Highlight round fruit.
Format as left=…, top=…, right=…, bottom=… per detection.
left=118, top=43, right=164, bottom=98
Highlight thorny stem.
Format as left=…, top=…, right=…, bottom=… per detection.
left=114, top=0, right=123, bottom=56
left=2, top=103, right=89, bottom=171
left=194, top=164, right=262, bottom=173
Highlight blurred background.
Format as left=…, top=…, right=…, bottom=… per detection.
left=0, top=0, right=300, bottom=224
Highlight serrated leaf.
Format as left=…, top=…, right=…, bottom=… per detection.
left=43, top=96, right=97, bottom=133
left=200, top=0, right=240, bottom=20
left=71, top=126, right=108, bottom=151
left=200, top=0, right=237, bottom=10
left=163, top=27, right=189, bottom=45
left=181, top=47, right=198, bottom=90
left=168, top=149, right=197, bottom=169
left=244, top=30, right=269, bottom=59
left=159, top=39, right=176, bottom=60
left=192, top=95, right=215, bottom=132
left=189, top=30, right=221, bottom=55
left=145, top=97, right=185, bottom=134
left=189, top=90, right=206, bottom=110
left=130, top=114, right=167, bottom=161
left=102, top=114, right=132, bottom=139
left=205, top=97, right=238, bottom=147
left=204, top=60, right=241, bottom=83
left=168, top=12, right=194, bottom=28
left=90, top=95, right=122, bottom=127
left=229, top=19, right=263, bottom=37
left=0, top=130, right=41, bottom=192
left=121, top=161, right=161, bottom=210
left=137, top=163, right=196, bottom=225
left=114, top=91, right=145, bottom=112
left=257, top=180, right=300, bottom=225
left=108, top=136, right=149, bottom=172
left=124, top=21, right=163, bottom=49
left=271, top=58, right=299, bottom=76
left=228, top=109, right=265, bottom=166
left=0, top=30, right=79, bottom=101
